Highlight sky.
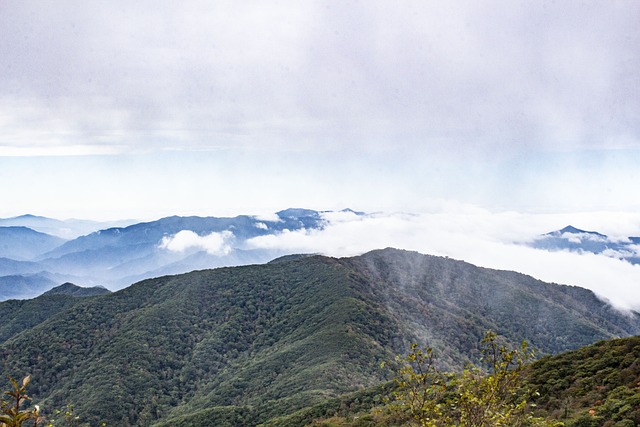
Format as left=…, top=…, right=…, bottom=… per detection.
left=1, top=0, right=639, bottom=220
left=1, top=1, right=640, bottom=306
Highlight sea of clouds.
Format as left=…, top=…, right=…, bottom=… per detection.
left=155, top=206, right=640, bottom=310
left=243, top=208, right=640, bottom=311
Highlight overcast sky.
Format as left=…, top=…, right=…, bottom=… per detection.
left=2, top=1, right=640, bottom=307
left=1, top=1, right=639, bottom=220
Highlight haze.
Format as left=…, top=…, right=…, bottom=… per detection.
left=1, top=2, right=640, bottom=307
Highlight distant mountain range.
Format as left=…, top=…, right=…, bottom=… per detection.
left=0, top=214, right=135, bottom=239
left=1, top=248, right=637, bottom=426
left=2, top=212, right=638, bottom=301
left=0, top=226, right=65, bottom=260
left=530, top=225, right=640, bottom=264
left=0, top=209, right=347, bottom=299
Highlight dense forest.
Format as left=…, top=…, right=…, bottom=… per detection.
left=1, top=249, right=638, bottom=426
left=290, top=336, right=640, bottom=427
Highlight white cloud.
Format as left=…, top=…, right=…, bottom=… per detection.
left=159, top=230, right=234, bottom=256
left=1, top=2, right=639, bottom=155
left=252, top=212, right=282, bottom=223
left=1, top=3, right=640, bottom=220
left=319, top=209, right=363, bottom=223
left=245, top=210, right=640, bottom=310
left=559, top=232, right=607, bottom=244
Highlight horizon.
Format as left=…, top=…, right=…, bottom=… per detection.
left=2, top=2, right=640, bottom=309
left=1, top=1, right=639, bottom=221
left=3, top=206, right=640, bottom=311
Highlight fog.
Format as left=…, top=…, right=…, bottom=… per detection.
left=245, top=209, right=640, bottom=310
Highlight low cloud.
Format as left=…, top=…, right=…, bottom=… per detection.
left=245, top=210, right=640, bottom=310
left=560, top=232, right=607, bottom=244
left=160, top=230, right=234, bottom=256
left=252, top=213, right=282, bottom=223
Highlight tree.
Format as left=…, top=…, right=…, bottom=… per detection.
left=0, top=376, right=43, bottom=427
left=392, top=331, right=563, bottom=427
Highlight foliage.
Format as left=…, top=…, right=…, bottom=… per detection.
left=392, top=331, right=562, bottom=427
left=1, top=249, right=639, bottom=425
left=149, top=405, right=251, bottom=427
left=46, top=405, right=83, bottom=427
left=0, top=295, right=85, bottom=344
left=0, top=376, right=43, bottom=427
left=526, top=336, right=640, bottom=426
left=297, top=335, right=640, bottom=427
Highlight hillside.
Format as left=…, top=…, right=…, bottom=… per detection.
left=0, top=288, right=109, bottom=343
left=40, top=282, right=112, bottom=298
left=347, top=250, right=640, bottom=357
left=288, top=337, right=640, bottom=427
left=528, top=335, right=640, bottom=426
left=0, top=248, right=638, bottom=426
left=0, top=209, right=330, bottom=299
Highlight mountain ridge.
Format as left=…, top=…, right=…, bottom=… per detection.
left=0, top=248, right=637, bottom=426
left=531, top=224, right=640, bottom=265
left=0, top=209, right=332, bottom=299
left=41, top=282, right=111, bottom=298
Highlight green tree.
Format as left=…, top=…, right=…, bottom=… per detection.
left=393, top=331, right=563, bottom=427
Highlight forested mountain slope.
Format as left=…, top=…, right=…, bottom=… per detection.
left=528, top=335, right=640, bottom=426
left=0, top=286, right=109, bottom=343
left=0, top=248, right=637, bottom=426
left=284, top=336, right=640, bottom=427
left=344, top=249, right=640, bottom=366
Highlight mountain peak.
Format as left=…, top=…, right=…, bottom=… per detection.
left=551, top=225, right=607, bottom=238
left=276, top=208, right=320, bottom=218
left=9, top=214, right=49, bottom=220
left=339, top=208, right=365, bottom=215
left=559, top=225, right=585, bottom=233
left=41, top=282, right=111, bottom=298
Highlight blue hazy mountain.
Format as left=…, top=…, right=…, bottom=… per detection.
left=0, top=209, right=332, bottom=298
left=0, top=257, right=45, bottom=276
left=0, top=273, right=58, bottom=300
left=0, top=214, right=135, bottom=239
left=530, top=225, right=640, bottom=264
left=40, top=210, right=323, bottom=260
left=0, top=226, right=66, bottom=260
left=35, top=209, right=327, bottom=288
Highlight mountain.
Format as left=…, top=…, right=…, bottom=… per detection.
left=40, top=209, right=325, bottom=260
left=531, top=225, right=640, bottom=264
left=33, top=209, right=328, bottom=289
left=526, top=335, right=640, bottom=426
left=0, top=226, right=66, bottom=260
left=0, top=273, right=58, bottom=300
left=0, top=286, right=110, bottom=343
left=0, top=214, right=135, bottom=239
left=0, top=209, right=332, bottom=299
left=40, top=282, right=111, bottom=298
left=280, top=335, right=640, bottom=427
left=0, top=257, right=45, bottom=276
left=1, top=248, right=638, bottom=426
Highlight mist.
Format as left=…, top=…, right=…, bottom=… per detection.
left=245, top=209, right=640, bottom=310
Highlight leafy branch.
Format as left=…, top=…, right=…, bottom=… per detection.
left=392, top=331, right=563, bottom=427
